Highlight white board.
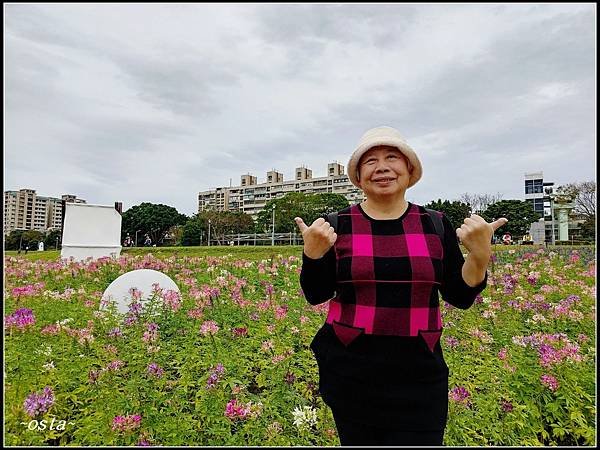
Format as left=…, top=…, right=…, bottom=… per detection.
left=101, top=269, right=180, bottom=315
left=60, top=203, right=122, bottom=261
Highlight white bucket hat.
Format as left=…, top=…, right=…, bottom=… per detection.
left=347, top=126, right=422, bottom=189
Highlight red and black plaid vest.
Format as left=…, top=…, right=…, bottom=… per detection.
left=325, top=203, right=444, bottom=340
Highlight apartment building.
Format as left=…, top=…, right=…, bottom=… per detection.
left=524, top=172, right=557, bottom=244
left=198, top=162, right=365, bottom=218
left=4, top=189, right=86, bottom=235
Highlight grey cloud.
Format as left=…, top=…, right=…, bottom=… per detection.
left=255, top=4, right=419, bottom=45
left=113, top=54, right=239, bottom=118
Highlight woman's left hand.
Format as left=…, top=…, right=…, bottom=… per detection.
left=456, top=214, right=508, bottom=257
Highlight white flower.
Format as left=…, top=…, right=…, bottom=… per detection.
left=42, top=361, right=55, bottom=371
left=482, top=310, right=496, bottom=319
left=292, top=406, right=318, bottom=429
left=532, top=314, right=547, bottom=323
left=35, top=345, right=52, bottom=357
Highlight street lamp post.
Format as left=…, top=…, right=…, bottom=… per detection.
left=271, top=205, right=276, bottom=246
left=550, top=196, right=556, bottom=245
left=545, top=187, right=556, bottom=245
left=208, top=220, right=211, bottom=247
left=55, top=236, right=59, bottom=250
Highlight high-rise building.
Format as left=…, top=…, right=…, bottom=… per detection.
left=198, top=162, right=365, bottom=218
left=524, top=172, right=555, bottom=243
left=3, top=189, right=86, bottom=235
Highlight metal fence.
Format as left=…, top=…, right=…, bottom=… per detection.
left=206, top=232, right=303, bottom=246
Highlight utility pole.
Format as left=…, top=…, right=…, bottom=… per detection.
left=271, top=205, right=276, bottom=246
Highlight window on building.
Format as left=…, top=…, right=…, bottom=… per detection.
left=525, top=180, right=534, bottom=194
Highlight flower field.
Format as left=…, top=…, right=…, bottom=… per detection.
left=4, top=245, right=596, bottom=446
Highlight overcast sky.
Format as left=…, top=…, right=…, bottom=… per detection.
left=5, top=3, right=596, bottom=216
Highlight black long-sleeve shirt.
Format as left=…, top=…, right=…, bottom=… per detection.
left=300, top=203, right=487, bottom=429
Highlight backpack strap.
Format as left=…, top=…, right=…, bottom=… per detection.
left=326, top=211, right=338, bottom=232
left=425, top=208, right=445, bottom=248
left=326, top=208, right=444, bottom=247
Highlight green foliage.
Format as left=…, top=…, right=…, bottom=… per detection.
left=181, top=215, right=207, bottom=246
left=4, top=229, right=47, bottom=251
left=481, top=200, right=540, bottom=237
left=555, top=181, right=595, bottom=220
left=3, top=245, right=596, bottom=446
left=255, top=193, right=349, bottom=233
left=578, top=217, right=595, bottom=241
left=121, top=203, right=188, bottom=246
left=423, top=199, right=471, bottom=230
left=44, top=229, right=63, bottom=250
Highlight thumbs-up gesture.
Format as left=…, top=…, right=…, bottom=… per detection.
left=294, top=217, right=337, bottom=259
left=456, top=214, right=508, bottom=256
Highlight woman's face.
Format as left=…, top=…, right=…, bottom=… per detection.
left=357, top=146, right=411, bottom=199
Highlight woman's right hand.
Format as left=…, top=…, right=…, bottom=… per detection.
left=294, top=217, right=337, bottom=259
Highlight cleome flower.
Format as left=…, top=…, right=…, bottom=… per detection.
left=112, top=414, right=142, bottom=432
left=224, top=399, right=251, bottom=420
left=199, top=320, right=219, bottom=336
left=5, top=308, right=36, bottom=331
left=23, top=386, right=55, bottom=417
left=292, top=405, right=318, bottom=430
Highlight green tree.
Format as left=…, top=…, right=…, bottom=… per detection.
left=4, top=230, right=25, bottom=251
left=423, top=199, right=471, bottom=231
left=255, top=193, right=349, bottom=233
left=121, top=203, right=188, bottom=246
left=4, top=229, right=46, bottom=251
left=579, top=216, right=595, bottom=241
left=44, top=229, right=63, bottom=250
left=481, top=200, right=540, bottom=238
left=181, top=215, right=206, bottom=246
left=555, top=181, right=596, bottom=220
left=183, top=210, right=255, bottom=246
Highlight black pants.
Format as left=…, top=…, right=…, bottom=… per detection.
left=333, top=412, right=445, bottom=446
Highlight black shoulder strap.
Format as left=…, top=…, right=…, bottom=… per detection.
left=326, top=209, right=443, bottom=245
left=425, top=208, right=445, bottom=247
left=326, top=212, right=338, bottom=232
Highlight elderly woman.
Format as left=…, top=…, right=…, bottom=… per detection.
left=294, top=126, right=507, bottom=446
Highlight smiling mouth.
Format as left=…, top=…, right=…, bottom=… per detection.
left=373, top=178, right=395, bottom=183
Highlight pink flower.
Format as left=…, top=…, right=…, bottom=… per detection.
left=498, top=348, right=508, bottom=360
left=449, top=386, right=471, bottom=405
left=23, top=386, right=55, bottom=417
left=224, top=399, right=250, bottom=420
left=147, top=362, right=164, bottom=378
left=261, top=340, right=274, bottom=352
left=540, top=374, right=559, bottom=392
left=5, top=308, right=36, bottom=330
left=445, top=336, right=459, bottom=348
left=232, top=327, right=248, bottom=337
left=200, top=320, right=219, bottom=336
left=106, top=360, right=125, bottom=371
left=187, top=308, right=204, bottom=319
left=162, top=289, right=181, bottom=312
left=41, top=324, right=61, bottom=335
left=112, top=414, right=142, bottom=432
left=274, top=305, right=288, bottom=320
